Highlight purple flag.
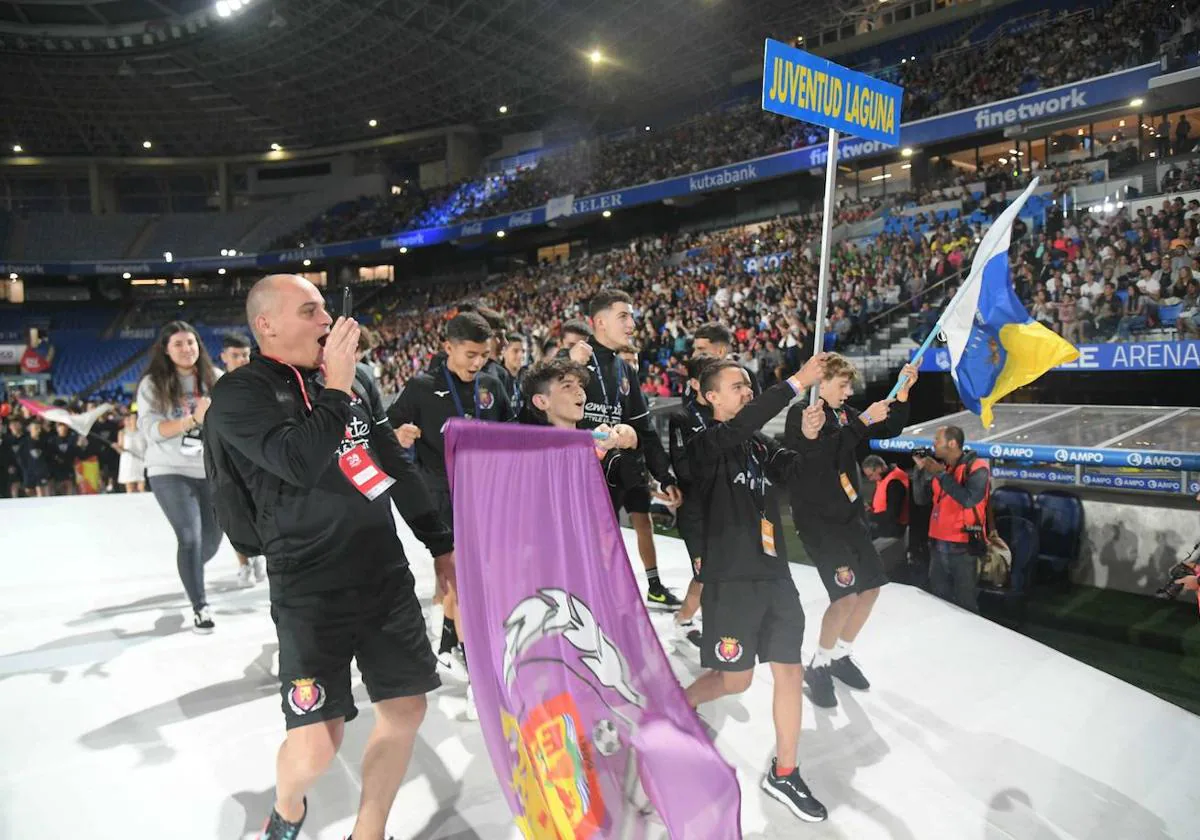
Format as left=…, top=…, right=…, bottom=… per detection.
left=445, top=419, right=742, bottom=840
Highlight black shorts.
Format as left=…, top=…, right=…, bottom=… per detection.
left=271, top=565, right=440, bottom=730
left=424, top=474, right=453, bottom=530
left=799, top=523, right=889, bottom=603
left=699, top=577, right=805, bottom=671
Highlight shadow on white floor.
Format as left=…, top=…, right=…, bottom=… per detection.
left=1, top=493, right=1195, bottom=839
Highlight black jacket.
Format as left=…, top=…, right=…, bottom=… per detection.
left=667, top=398, right=713, bottom=561
left=387, top=361, right=511, bottom=488
left=784, top=398, right=909, bottom=532
left=206, top=355, right=452, bottom=599
left=686, top=382, right=834, bottom=582
left=567, top=343, right=676, bottom=490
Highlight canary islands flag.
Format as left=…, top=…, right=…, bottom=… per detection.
left=940, top=178, right=1080, bottom=427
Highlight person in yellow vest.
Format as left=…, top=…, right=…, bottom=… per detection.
left=862, top=455, right=909, bottom=541
left=912, top=426, right=991, bottom=613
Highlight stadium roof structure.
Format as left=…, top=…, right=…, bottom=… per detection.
left=0, top=0, right=874, bottom=158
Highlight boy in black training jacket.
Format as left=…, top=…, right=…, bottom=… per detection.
left=563, top=289, right=684, bottom=612
left=387, top=311, right=510, bottom=690
left=206, top=274, right=455, bottom=840
left=783, top=353, right=917, bottom=710
left=682, top=353, right=831, bottom=825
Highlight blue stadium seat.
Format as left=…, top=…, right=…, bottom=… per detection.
left=992, top=485, right=1034, bottom=523
left=1035, top=490, right=1084, bottom=579
left=978, top=514, right=1039, bottom=624
left=1157, top=302, right=1183, bottom=324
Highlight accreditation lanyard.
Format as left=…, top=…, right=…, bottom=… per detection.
left=746, top=444, right=777, bottom=557
left=281, top=360, right=394, bottom=501
left=443, top=367, right=482, bottom=418
left=591, top=355, right=627, bottom=412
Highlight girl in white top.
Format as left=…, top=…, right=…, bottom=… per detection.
left=116, top=414, right=146, bottom=492
left=135, top=321, right=223, bottom=633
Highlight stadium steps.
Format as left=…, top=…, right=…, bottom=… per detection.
left=1126, top=158, right=1163, bottom=195
left=99, top=305, right=130, bottom=340
left=8, top=217, right=28, bottom=259
left=124, top=217, right=160, bottom=260
left=102, top=301, right=143, bottom=340
left=78, top=342, right=151, bottom=399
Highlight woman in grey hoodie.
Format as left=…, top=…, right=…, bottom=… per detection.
left=136, top=321, right=223, bottom=633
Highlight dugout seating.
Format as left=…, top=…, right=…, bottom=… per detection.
left=1035, top=490, right=1085, bottom=581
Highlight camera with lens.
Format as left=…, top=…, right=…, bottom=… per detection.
left=1156, top=540, right=1199, bottom=600
left=1157, top=559, right=1199, bottom=600
left=912, top=447, right=933, bottom=459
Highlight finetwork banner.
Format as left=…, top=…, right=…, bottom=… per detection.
left=915, top=340, right=1200, bottom=373
left=7, top=63, right=1159, bottom=278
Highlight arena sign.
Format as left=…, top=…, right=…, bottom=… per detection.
left=916, top=340, right=1200, bottom=373
left=870, top=438, right=1200, bottom=472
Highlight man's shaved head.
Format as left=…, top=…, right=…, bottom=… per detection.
left=247, top=274, right=305, bottom=336
left=247, top=273, right=333, bottom=368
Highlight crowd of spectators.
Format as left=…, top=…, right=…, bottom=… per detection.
left=1016, top=195, right=1200, bottom=342
left=899, top=0, right=1195, bottom=121
left=363, top=204, right=978, bottom=397
left=259, top=0, right=1195, bottom=252
left=1162, top=157, right=1200, bottom=194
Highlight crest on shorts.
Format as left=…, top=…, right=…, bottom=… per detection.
left=288, top=678, right=327, bottom=715
left=715, top=636, right=743, bottom=663
left=835, top=566, right=856, bottom=588
left=478, top=387, right=495, bottom=410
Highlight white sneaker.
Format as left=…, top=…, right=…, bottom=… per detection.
left=252, top=556, right=267, bottom=583
left=675, top=616, right=703, bottom=650
left=236, top=564, right=254, bottom=588
left=193, top=607, right=215, bottom=634
left=437, top=647, right=470, bottom=682
left=465, top=684, right=478, bottom=721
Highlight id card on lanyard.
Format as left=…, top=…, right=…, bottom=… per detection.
left=746, top=447, right=777, bottom=557
left=591, top=357, right=627, bottom=423
left=443, top=367, right=482, bottom=418
left=833, top=408, right=858, bottom=503
left=286, top=363, right=395, bottom=501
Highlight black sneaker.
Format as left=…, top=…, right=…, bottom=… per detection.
left=761, top=759, right=827, bottom=823
left=829, top=655, right=870, bottom=690
left=646, top=584, right=683, bottom=612
left=192, top=607, right=215, bottom=634
left=260, top=798, right=306, bottom=840
left=804, top=662, right=837, bottom=708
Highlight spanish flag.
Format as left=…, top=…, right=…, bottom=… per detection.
left=940, top=178, right=1079, bottom=427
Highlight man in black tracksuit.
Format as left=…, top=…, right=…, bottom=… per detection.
left=681, top=355, right=830, bottom=825
left=387, top=311, right=510, bottom=689
left=564, top=289, right=682, bottom=611
left=205, top=274, right=455, bottom=840
left=784, top=354, right=918, bottom=710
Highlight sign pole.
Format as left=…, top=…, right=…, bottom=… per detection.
left=810, top=128, right=839, bottom=406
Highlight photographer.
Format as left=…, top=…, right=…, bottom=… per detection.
left=911, top=425, right=991, bottom=613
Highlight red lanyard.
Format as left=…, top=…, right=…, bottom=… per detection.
left=272, top=358, right=351, bottom=440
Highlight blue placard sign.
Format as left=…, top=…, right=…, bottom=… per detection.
left=761, top=38, right=903, bottom=146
